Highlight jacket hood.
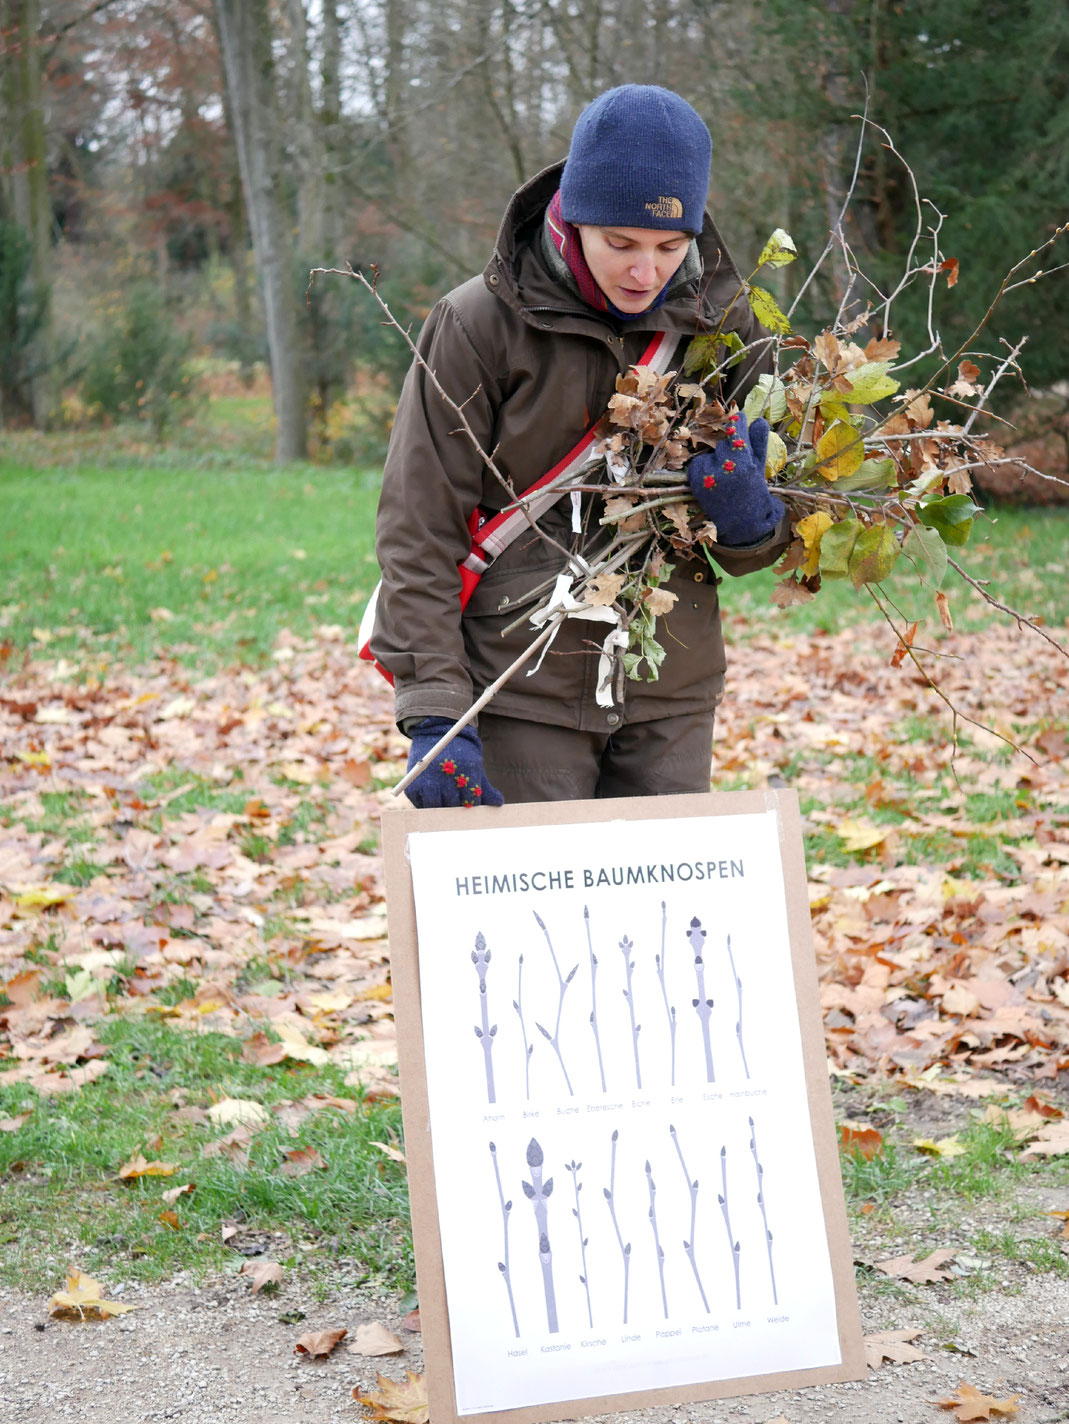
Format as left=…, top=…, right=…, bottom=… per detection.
left=483, top=161, right=751, bottom=337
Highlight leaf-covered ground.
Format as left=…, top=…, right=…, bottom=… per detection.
left=2, top=610, right=1069, bottom=1422
left=2, top=615, right=1066, bottom=1129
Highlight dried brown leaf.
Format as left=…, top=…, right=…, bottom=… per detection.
left=354, top=1369, right=430, bottom=1424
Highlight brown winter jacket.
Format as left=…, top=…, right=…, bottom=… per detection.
left=371, top=162, right=791, bottom=734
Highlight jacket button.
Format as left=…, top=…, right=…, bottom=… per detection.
left=498, top=595, right=510, bottom=608
left=693, top=569, right=705, bottom=582
left=488, top=273, right=499, bottom=286
left=606, top=712, right=620, bottom=726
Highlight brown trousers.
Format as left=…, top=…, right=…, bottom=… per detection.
left=478, top=710, right=716, bottom=804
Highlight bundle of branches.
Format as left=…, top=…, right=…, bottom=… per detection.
left=521, top=207, right=1067, bottom=686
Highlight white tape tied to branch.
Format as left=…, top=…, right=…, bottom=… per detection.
left=527, top=571, right=627, bottom=708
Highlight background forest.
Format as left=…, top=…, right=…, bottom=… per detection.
left=1, top=0, right=1067, bottom=472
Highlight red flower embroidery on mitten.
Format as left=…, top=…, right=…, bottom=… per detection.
left=441, top=758, right=455, bottom=775
left=723, top=459, right=736, bottom=472
left=703, top=475, right=716, bottom=489
left=455, top=774, right=468, bottom=789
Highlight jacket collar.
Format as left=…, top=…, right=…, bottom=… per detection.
left=484, top=161, right=750, bottom=340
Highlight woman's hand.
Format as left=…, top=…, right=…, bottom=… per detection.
left=686, top=413, right=785, bottom=547
left=404, top=719, right=505, bottom=809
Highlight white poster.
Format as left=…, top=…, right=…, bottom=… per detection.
left=407, top=809, right=841, bottom=1416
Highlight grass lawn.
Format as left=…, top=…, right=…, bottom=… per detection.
left=1, top=459, right=381, bottom=668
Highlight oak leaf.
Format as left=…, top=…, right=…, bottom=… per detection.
left=642, top=587, right=678, bottom=617
left=876, top=1249, right=955, bottom=1283
left=354, top=1369, right=430, bottom=1424
left=935, top=1382, right=1019, bottom=1420
left=584, top=573, right=625, bottom=608
left=241, top=1260, right=283, bottom=1293
left=864, top=1328, right=929, bottom=1368
left=295, top=1326, right=347, bottom=1357
left=350, top=1321, right=405, bottom=1357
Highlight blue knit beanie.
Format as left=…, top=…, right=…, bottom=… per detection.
left=560, top=85, right=712, bottom=235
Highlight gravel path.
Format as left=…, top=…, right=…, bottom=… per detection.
left=2, top=1266, right=1068, bottom=1423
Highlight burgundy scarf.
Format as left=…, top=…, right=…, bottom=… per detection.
left=545, top=189, right=671, bottom=321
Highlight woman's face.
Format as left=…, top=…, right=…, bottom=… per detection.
left=577, top=225, right=690, bottom=313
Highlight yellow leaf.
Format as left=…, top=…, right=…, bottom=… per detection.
left=765, top=428, right=788, bottom=476
left=14, top=884, right=73, bottom=911
left=118, top=1152, right=179, bottom=1180
left=274, top=1022, right=331, bottom=1066
left=814, top=420, right=864, bottom=482
left=50, top=1268, right=136, bottom=1320
left=15, top=749, right=51, bottom=768
left=836, top=818, right=888, bottom=854
left=914, top=1135, right=966, bottom=1158
left=796, top=511, right=834, bottom=578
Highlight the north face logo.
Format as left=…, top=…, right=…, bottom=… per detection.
left=644, top=195, right=684, bottom=220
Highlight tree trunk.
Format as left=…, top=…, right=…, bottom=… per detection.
left=0, top=0, right=53, bottom=428
left=215, top=0, right=307, bottom=461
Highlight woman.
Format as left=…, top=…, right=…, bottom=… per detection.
left=370, top=84, right=790, bottom=806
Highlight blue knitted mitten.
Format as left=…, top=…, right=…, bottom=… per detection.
left=686, top=412, right=785, bottom=546
left=405, top=718, right=504, bottom=809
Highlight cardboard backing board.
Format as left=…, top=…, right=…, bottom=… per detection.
left=382, top=790, right=864, bottom=1424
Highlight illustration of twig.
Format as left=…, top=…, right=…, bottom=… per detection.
left=669, top=1124, right=709, bottom=1313
left=726, top=933, right=750, bottom=1079
left=687, top=916, right=715, bottom=1082
left=533, top=911, right=576, bottom=1096
left=749, top=1117, right=778, bottom=1305
left=717, top=1144, right=742, bottom=1310
left=565, top=1159, right=593, bottom=1328
left=512, top=952, right=533, bottom=1100
left=619, top=935, right=642, bottom=1089
left=645, top=1159, right=669, bottom=1319
left=472, top=933, right=497, bottom=1104
left=522, top=1138, right=558, bottom=1333
left=603, top=1128, right=631, bottom=1324
left=655, top=901, right=677, bottom=1087
left=584, top=906, right=607, bottom=1092
left=489, top=1142, right=519, bottom=1337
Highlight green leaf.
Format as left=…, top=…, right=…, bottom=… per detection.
left=683, top=333, right=717, bottom=376
left=845, top=361, right=901, bottom=404
left=834, top=458, right=898, bottom=493
left=682, top=329, right=745, bottom=377
left=757, top=228, right=798, bottom=269
left=743, top=373, right=788, bottom=424
left=901, top=524, right=948, bottom=589
left=818, top=394, right=853, bottom=427
left=818, top=518, right=861, bottom=580
left=747, top=284, right=791, bottom=335
left=918, top=494, right=981, bottom=547
left=848, top=524, right=900, bottom=588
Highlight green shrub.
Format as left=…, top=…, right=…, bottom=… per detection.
left=82, top=283, right=197, bottom=437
